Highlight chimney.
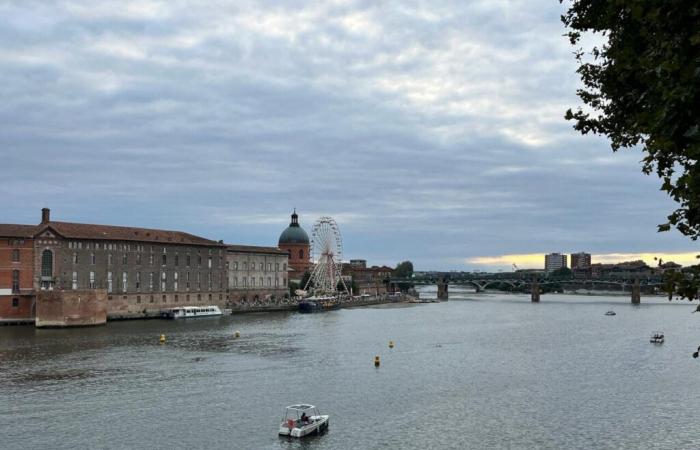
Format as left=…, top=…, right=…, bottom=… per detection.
left=41, top=208, right=50, bottom=224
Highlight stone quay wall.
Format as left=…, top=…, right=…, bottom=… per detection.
left=36, top=289, right=107, bottom=328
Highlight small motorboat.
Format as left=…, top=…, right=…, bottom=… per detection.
left=278, top=404, right=329, bottom=437
left=650, top=332, right=665, bottom=344
left=604, top=311, right=616, bottom=316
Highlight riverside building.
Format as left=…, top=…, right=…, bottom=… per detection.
left=226, top=245, right=289, bottom=304
left=0, top=208, right=228, bottom=325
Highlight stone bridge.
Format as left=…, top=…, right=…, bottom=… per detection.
left=389, top=277, right=662, bottom=304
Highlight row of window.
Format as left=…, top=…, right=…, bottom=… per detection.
left=129, top=293, right=221, bottom=304
left=70, top=270, right=224, bottom=293
left=68, top=241, right=222, bottom=256
left=230, top=276, right=286, bottom=287
left=70, top=252, right=219, bottom=268
left=231, top=261, right=287, bottom=271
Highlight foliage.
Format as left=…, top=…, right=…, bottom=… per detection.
left=561, top=1, right=700, bottom=239
left=548, top=267, right=573, bottom=279
left=288, top=281, right=300, bottom=295
left=394, top=261, right=414, bottom=278
left=337, top=278, right=359, bottom=294
left=300, top=271, right=312, bottom=290
left=663, top=264, right=700, bottom=301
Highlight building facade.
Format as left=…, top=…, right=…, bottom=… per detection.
left=278, top=210, right=311, bottom=282
left=0, top=225, right=36, bottom=322
left=570, top=252, right=592, bottom=270
left=226, top=245, right=289, bottom=303
left=1, top=208, right=229, bottom=324
left=544, top=253, right=568, bottom=272
left=349, top=259, right=367, bottom=269
left=343, top=264, right=393, bottom=294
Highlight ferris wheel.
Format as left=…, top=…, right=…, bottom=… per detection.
left=304, top=216, right=349, bottom=295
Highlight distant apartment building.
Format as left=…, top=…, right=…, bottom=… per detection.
left=544, top=253, right=567, bottom=272
left=570, top=252, right=592, bottom=270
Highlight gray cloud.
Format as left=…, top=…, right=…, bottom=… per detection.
left=0, top=0, right=693, bottom=270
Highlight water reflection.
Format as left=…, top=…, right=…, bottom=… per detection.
left=1, top=291, right=699, bottom=450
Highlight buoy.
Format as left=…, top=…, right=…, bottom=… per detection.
left=234, top=330, right=240, bottom=338
left=388, top=340, right=394, bottom=349
left=159, top=334, right=166, bottom=344
left=374, top=355, right=380, bottom=367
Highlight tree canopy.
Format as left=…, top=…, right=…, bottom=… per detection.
left=394, top=261, right=414, bottom=279
left=561, top=1, right=700, bottom=239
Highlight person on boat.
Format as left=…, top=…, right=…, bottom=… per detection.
left=300, top=412, right=309, bottom=423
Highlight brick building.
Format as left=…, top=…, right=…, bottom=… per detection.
left=0, top=225, right=36, bottom=323
left=1, top=208, right=228, bottom=324
left=226, top=245, right=289, bottom=304
left=570, top=252, right=592, bottom=270
left=278, top=210, right=311, bottom=282
left=343, top=264, right=393, bottom=295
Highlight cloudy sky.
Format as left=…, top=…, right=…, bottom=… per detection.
left=0, top=0, right=696, bottom=270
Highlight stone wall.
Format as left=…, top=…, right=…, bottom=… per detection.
left=36, top=289, right=107, bottom=327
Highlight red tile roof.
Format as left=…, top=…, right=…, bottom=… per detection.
left=40, top=221, right=224, bottom=247
left=0, top=224, right=39, bottom=238
left=227, top=244, right=288, bottom=255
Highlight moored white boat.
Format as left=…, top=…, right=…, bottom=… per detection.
left=160, top=305, right=223, bottom=319
left=278, top=404, right=329, bottom=437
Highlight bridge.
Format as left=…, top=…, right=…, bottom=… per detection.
left=388, top=274, right=665, bottom=304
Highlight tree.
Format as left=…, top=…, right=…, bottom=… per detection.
left=394, top=261, right=414, bottom=279
left=299, top=271, right=312, bottom=290
left=393, top=261, right=414, bottom=293
left=549, top=267, right=573, bottom=279
left=561, top=1, right=700, bottom=240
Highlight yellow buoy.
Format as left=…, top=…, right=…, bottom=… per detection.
left=234, top=330, right=240, bottom=338
left=374, top=355, right=380, bottom=367
left=159, top=334, right=166, bottom=344
left=388, top=340, right=394, bottom=349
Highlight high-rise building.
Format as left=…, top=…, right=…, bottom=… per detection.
left=570, top=252, right=592, bottom=270
left=545, top=253, right=567, bottom=272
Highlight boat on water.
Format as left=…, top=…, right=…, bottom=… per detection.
left=650, top=332, right=665, bottom=344
left=278, top=404, right=329, bottom=438
left=160, top=305, right=223, bottom=319
left=298, top=296, right=339, bottom=313
left=605, top=311, right=616, bottom=316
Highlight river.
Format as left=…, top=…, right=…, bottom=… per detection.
left=1, top=287, right=699, bottom=449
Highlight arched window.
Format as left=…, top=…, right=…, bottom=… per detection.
left=41, top=250, right=53, bottom=277
left=299, top=249, right=304, bottom=259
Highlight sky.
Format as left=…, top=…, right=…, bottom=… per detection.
left=0, top=0, right=697, bottom=271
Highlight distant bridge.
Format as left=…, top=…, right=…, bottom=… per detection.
left=388, top=275, right=665, bottom=304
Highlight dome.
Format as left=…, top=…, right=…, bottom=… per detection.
left=278, top=210, right=310, bottom=245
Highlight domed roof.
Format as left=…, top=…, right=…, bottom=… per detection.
left=278, top=210, right=309, bottom=245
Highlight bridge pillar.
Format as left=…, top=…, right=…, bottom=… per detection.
left=437, top=279, right=449, bottom=300
left=631, top=279, right=641, bottom=304
left=531, top=279, right=540, bottom=302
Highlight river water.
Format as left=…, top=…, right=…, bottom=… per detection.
left=2, top=287, right=700, bottom=449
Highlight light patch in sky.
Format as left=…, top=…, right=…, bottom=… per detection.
left=467, top=252, right=700, bottom=270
